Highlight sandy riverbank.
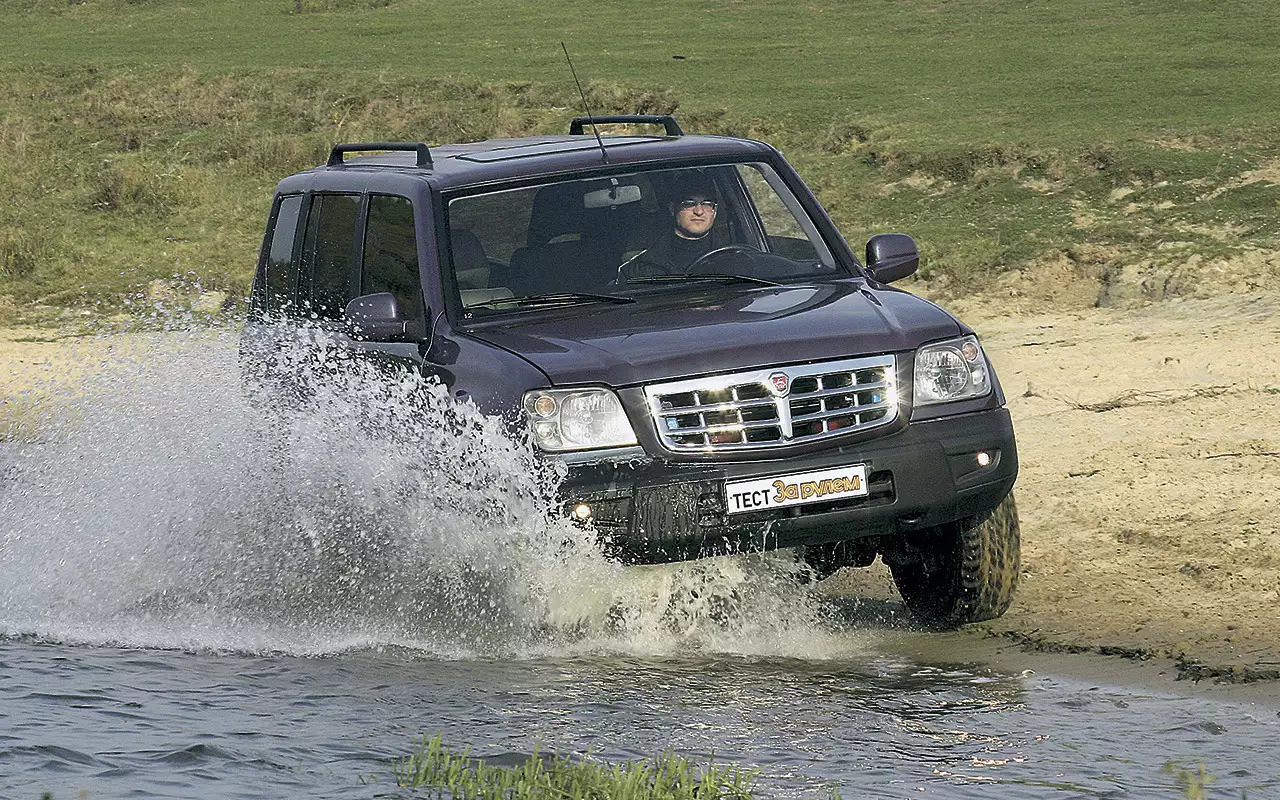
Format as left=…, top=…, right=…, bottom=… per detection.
left=973, top=292, right=1279, bottom=680
left=3, top=295, right=1278, bottom=680
left=833, top=291, right=1280, bottom=681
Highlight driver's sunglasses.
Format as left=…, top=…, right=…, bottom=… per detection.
left=677, top=198, right=718, bottom=211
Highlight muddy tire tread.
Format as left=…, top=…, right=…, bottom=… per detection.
left=890, top=493, right=1021, bottom=627
left=955, top=493, right=1021, bottom=623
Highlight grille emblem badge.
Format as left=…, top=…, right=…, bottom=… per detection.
left=769, top=372, right=790, bottom=396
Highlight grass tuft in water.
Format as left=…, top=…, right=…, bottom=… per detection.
left=1162, top=761, right=1250, bottom=800
left=396, top=735, right=759, bottom=799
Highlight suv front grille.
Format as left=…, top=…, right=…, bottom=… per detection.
left=643, top=356, right=897, bottom=452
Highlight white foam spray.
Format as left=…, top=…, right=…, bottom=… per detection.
left=1, top=319, right=850, bottom=659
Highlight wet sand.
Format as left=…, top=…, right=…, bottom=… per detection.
left=832, top=292, right=1280, bottom=682
left=966, top=292, right=1279, bottom=681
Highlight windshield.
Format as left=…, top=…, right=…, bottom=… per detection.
left=445, top=163, right=845, bottom=316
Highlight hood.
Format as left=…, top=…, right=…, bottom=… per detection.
left=465, top=282, right=961, bottom=387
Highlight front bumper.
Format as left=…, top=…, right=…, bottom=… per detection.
left=559, top=407, right=1018, bottom=563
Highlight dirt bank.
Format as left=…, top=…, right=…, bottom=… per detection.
left=3, top=295, right=1278, bottom=680
left=966, top=292, right=1279, bottom=681
left=833, top=291, right=1280, bottom=682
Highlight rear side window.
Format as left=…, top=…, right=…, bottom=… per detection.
left=361, top=195, right=422, bottom=319
left=299, top=193, right=360, bottom=318
left=256, top=194, right=303, bottom=314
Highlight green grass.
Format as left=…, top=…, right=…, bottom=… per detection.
left=0, top=66, right=685, bottom=316
left=0, top=0, right=1277, bottom=319
left=394, top=738, right=1248, bottom=799
left=395, top=735, right=769, bottom=799
left=1164, top=762, right=1215, bottom=800
left=1162, top=761, right=1253, bottom=800
left=5, top=0, right=1280, bottom=150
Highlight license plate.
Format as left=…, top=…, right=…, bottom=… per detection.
left=724, top=464, right=869, bottom=515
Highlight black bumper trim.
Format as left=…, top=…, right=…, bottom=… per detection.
left=560, top=407, right=1018, bottom=563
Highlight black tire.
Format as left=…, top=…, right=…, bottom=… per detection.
left=887, top=493, right=1020, bottom=627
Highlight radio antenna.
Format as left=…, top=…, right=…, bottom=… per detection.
left=561, top=42, right=609, bottom=165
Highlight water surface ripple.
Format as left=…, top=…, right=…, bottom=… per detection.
left=3, top=638, right=1279, bottom=799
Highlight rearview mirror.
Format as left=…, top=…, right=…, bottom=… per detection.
left=865, top=233, right=919, bottom=284
left=343, top=292, right=410, bottom=341
left=583, top=184, right=642, bottom=209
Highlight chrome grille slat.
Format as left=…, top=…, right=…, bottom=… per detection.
left=661, top=399, right=776, bottom=414
left=665, top=420, right=784, bottom=436
left=791, top=381, right=889, bottom=400
left=791, top=408, right=856, bottom=423
left=644, top=355, right=897, bottom=453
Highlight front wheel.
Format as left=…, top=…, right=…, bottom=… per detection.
left=886, top=493, right=1020, bottom=627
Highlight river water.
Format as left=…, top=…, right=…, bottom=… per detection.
left=2, top=327, right=1278, bottom=798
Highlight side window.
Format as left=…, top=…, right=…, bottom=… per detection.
left=735, top=164, right=833, bottom=266
left=299, top=193, right=360, bottom=318
left=361, top=195, right=422, bottom=319
left=737, top=166, right=808, bottom=240
left=256, top=195, right=303, bottom=315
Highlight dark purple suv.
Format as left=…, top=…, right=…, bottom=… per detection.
left=243, top=115, right=1020, bottom=627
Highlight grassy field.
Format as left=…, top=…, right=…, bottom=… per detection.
left=0, top=0, right=1277, bottom=320
left=6, top=0, right=1280, bottom=146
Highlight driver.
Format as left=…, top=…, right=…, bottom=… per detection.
left=621, top=172, right=722, bottom=278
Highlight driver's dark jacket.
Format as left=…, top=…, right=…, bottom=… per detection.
left=621, top=231, right=718, bottom=278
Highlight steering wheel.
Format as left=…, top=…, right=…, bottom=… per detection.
left=687, top=244, right=761, bottom=272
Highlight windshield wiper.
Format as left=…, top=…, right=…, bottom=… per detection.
left=624, top=273, right=781, bottom=287
left=468, top=291, right=636, bottom=310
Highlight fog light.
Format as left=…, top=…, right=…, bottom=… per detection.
left=976, top=451, right=993, bottom=467
left=532, top=394, right=557, bottom=417
left=572, top=503, right=593, bottom=521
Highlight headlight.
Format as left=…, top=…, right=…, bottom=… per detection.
left=522, top=388, right=639, bottom=452
left=913, top=335, right=991, bottom=406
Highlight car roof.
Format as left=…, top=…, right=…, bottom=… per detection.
left=291, top=134, right=774, bottom=191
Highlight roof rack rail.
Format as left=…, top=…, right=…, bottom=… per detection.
left=569, top=115, right=684, bottom=137
left=327, top=142, right=432, bottom=169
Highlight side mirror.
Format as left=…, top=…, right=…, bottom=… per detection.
left=865, top=233, right=919, bottom=284
left=343, top=292, right=410, bottom=341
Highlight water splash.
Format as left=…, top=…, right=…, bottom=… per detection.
left=1, top=320, right=843, bottom=659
